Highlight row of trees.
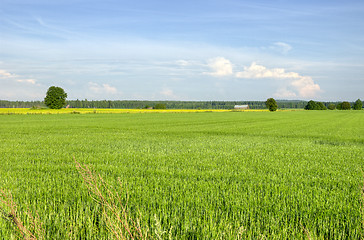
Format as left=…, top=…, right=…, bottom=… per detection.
left=304, top=100, right=328, bottom=110
left=336, top=99, right=363, bottom=110
left=66, top=100, right=273, bottom=109
left=0, top=86, right=363, bottom=110
left=304, top=99, right=362, bottom=110
left=266, top=98, right=363, bottom=112
left=0, top=99, right=314, bottom=110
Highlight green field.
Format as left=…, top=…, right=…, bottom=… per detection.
left=0, top=111, right=363, bottom=239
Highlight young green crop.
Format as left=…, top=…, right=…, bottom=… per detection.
left=0, top=111, right=363, bottom=239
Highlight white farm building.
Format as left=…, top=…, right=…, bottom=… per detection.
left=234, top=105, right=249, bottom=110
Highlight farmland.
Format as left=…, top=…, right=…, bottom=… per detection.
left=0, top=110, right=363, bottom=239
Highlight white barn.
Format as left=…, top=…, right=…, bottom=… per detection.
left=234, top=105, right=249, bottom=110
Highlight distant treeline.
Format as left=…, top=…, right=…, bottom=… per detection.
left=0, top=99, right=348, bottom=109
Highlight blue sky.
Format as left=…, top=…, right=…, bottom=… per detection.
left=1, top=0, right=363, bottom=101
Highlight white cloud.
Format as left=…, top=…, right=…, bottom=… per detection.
left=236, top=62, right=300, bottom=79
left=0, top=69, right=16, bottom=78
left=0, top=70, right=43, bottom=100
left=274, top=88, right=297, bottom=98
left=236, top=62, right=321, bottom=98
left=291, top=76, right=321, bottom=98
left=17, top=79, right=37, bottom=84
left=0, top=69, right=40, bottom=86
left=88, top=82, right=117, bottom=94
left=204, top=57, right=233, bottom=76
left=176, top=60, right=191, bottom=66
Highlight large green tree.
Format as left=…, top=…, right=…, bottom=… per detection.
left=304, top=100, right=316, bottom=110
left=341, top=101, right=351, bottom=110
left=44, top=86, right=67, bottom=109
left=353, top=99, right=362, bottom=110
left=265, top=98, right=278, bottom=112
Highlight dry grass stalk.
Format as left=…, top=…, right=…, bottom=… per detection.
left=300, top=222, right=313, bottom=240
left=0, top=189, right=45, bottom=240
left=75, top=159, right=145, bottom=240
left=236, top=225, right=246, bottom=240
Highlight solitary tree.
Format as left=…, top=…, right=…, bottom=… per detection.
left=44, top=86, right=67, bottom=109
left=353, top=99, right=363, bottom=110
left=265, top=98, right=278, bottom=112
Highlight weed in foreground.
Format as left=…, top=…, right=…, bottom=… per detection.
left=75, top=159, right=147, bottom=240
left=1, top=160, right=150, bottom=240
left=0, top=189, right=45, bottom=240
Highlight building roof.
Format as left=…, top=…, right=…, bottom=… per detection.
left=234, top=105, right=249, bottom=108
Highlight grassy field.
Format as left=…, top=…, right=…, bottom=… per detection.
left=0, top=110, right=363, bottom=239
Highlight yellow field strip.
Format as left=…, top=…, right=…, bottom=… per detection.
left=0, top=108, right=278, bottom=114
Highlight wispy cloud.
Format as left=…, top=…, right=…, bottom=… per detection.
left=270, top=42, right=292, bottom=54
left=274, top=88, right=298, bottom=98
left=88, top=82, right=118, bottom=94
left=155, top=87, right=185, bottom=100
left=0, top=69, right=16, bottom=78
left=176, top=60, right=191, bottom=66
left=4, top=14, right=79, bottom=42
left=160, top=88, right=175, bottom=98
left=0, top=69, right=43, bottom=100
left=0, top=69, right=39, bottom=85
left=204, top=57, right=233, bottom=77
left=16, top=79, right=37, bottom=85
